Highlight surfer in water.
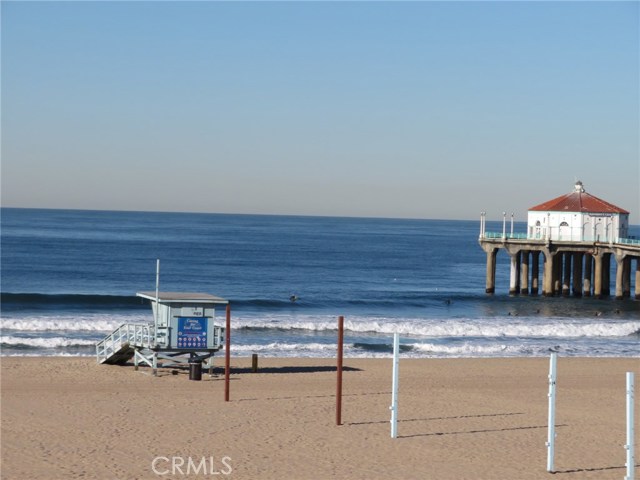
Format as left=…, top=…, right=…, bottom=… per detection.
left=289, top=294, right=299, bottom=302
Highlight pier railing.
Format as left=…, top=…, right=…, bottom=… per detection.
left=483, top=232, right=528, bottom=240
left=618, top=237, right=640, bottom=246
left=481, top=232, right=640, bottom=246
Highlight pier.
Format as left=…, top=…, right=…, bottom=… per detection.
left=478, top=182, right=640, bottom=299
left=478, top=233, right=640, bottom=299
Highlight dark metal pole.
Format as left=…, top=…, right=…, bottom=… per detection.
left=336, top=315, right=344, bottom=426
left=224, top=303, right=231, bottom=402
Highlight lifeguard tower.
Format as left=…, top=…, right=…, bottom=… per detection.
left=96, top=291, right=228, bottom=376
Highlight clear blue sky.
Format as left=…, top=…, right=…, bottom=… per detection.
left=2, top=1, right=639, bottom=223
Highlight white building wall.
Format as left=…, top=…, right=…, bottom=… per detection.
left=527, top=212, right=548, bottom=240
left=527, top=211, right=628, bottom=242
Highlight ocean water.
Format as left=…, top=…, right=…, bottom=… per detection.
left=1, top=208, right=638, bottom=359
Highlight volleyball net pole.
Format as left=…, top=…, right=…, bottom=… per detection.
left=336, top=316, right=344, bottom=426
left=625, top=372, right=635, bottom=480
left=390, top=332, right=400, bottom=439
left=546, top=352, right=557, bottom=473
left=224, top=304, right=231, bottom=402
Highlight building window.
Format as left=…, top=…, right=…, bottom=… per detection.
left=559, top=222, right=569, bottom=227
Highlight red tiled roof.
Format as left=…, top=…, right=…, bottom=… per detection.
left=529, top=185, right=629, bottom=214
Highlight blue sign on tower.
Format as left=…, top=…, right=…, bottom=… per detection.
left=176, top=317, right=208, bottom=349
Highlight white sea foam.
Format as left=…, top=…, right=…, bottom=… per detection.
left=231, top=342, right=337, bottom=353
left=228, top=342, right=391, bottom=358
left=4, top=312, right=637, bottom=339
left=233, top=315, right=640, bottom=338
left=410, top=342, right=530, bottom=356
left=0, top=315, right=147, bottom=332
left=0, top=336, right=97, bottom=348
left=228, top=341, right=550, bottom=359
left=2, top=312, right=638, bottom=358
left=2, top=352, right=91, bottom=357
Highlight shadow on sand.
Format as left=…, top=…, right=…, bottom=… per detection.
left=349, top=411, right=526, bottom=426
left=552, top=464, right=639, bottom=475
left=229, top=365, right=362, bottom=374
left=398, top=423, right=568, bottom=439
left=125, top=363, right=361, bottom=376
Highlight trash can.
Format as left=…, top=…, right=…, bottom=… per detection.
left=188, top=358, right=202, bottom=381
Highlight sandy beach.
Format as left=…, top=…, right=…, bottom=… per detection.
left=1, top=356, right=637, bottom=479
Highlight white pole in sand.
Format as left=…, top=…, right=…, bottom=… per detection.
left=625, top=372, right=635, bottom=480
left=153, top=259, right=160, bottom=376
left=546, top=353, right=557, bottom=473
left=390, top=333, right=400, bottom=439
left=155, top=259, right=160, bottom=324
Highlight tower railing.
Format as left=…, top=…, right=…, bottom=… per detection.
left=96, top=322, right=155, bottom=364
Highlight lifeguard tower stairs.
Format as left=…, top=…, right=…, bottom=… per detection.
left=96, top=292, right=228, bottom=374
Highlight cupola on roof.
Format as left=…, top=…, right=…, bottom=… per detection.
left=528, top=181, right=629, bottom=214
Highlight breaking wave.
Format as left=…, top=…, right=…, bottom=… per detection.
left=1, top=336, right=97, bottom=349
left=0, top=315, right=147, bottom=332
left=233, top=315, right=640, bottom=338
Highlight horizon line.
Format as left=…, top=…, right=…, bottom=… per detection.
left=2, top=205, right=640, bottom=227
